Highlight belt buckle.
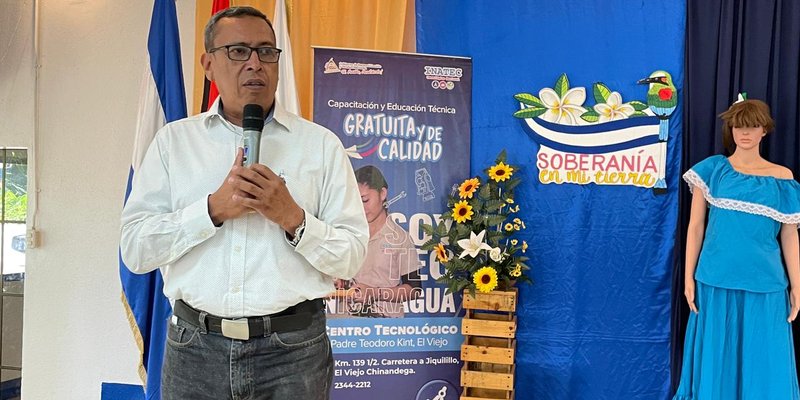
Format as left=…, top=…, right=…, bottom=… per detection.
left=221, top=318, right=250, bottom=340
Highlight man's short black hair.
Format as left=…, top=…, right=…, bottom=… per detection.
left=204, top=6, right=275, bottom=51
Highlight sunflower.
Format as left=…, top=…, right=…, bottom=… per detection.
left=510, top=264, right=522, bottom=277
left=488, top=162, right=514, bottom=182
left=504, top=223, right=514, bottom=232
left=452, top=200, right=474, bottom=223
left=434, top=243, right=449, bottom=263
left=473, top=266, right=498, bottom=293
left=458, top=178, right=480, bottom=199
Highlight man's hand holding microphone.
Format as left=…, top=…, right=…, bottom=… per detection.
left=209, top=104, right=304, bottom=234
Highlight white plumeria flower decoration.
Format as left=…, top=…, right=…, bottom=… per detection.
left=457, top=230, right=493, bottom=259
left=539, top=87, right=587, bottom=125
left=593, top=91, right=635, bottom=123
left=489, top=247, right=503, bottom=262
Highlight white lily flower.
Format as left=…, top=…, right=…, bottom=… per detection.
left=489, top=247, right=503, bottom=262
left=457, top=230, right=493, bottom=259
left=593, top=91, right=636, bottom=123
left=539, top=87, right=587, bottom=125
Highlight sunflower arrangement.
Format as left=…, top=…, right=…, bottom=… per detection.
left=422, top=151, right=531, bottom=295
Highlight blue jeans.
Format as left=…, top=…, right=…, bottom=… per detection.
left=162, top=308, right=333, bottom=400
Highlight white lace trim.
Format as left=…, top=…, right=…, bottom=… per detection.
left=683, top=169, right=800, bottom=225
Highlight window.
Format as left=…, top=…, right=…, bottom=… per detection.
left=0, top=149, right=26, bottom=400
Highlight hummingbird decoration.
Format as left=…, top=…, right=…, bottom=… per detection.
left=637, top=70, right=676, bottom=141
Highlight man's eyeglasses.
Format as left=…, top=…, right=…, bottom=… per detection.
left=207, top=45, right=282, bottom=63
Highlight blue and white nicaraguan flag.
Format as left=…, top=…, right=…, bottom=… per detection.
left=119, top=0, right=186, bottom=398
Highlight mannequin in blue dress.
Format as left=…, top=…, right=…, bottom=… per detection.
left=674, top=98, right=800, bottom=399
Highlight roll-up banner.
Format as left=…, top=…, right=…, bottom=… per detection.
left=314, top=47, right=472, bottom=400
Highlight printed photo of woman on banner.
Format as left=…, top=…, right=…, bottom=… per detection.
left=333, top=165, right=423, bottom=318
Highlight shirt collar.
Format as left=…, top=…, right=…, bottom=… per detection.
left=202, top=97, right=291, bottom=133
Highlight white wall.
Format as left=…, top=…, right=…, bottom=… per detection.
left=21, top=1, right=195, bottom=399
left=1, top=0, right=35, bottom=148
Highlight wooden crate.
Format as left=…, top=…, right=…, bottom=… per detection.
left=461, top=311, right=517, bottom=338
left=461, top=336, right=516, bottom=365
left=461, top=363, right=514, bottom=390
left=460, top=289, right=517, bottom=400
left=462, top=288, right=517, bottom=312
left=461, top=386, right=515, bottom=400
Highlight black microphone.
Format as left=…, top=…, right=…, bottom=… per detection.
left=242, top=104, right=264, bottom=167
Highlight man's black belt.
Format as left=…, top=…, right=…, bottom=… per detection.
left=173, top=298, right=323, bottom=340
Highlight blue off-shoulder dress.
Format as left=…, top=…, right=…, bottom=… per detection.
left=674, top=155, right=800, bottom=400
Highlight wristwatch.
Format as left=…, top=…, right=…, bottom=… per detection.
left=287, top=214, right=306, bottom=247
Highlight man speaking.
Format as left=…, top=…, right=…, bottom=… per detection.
left=120, top=6, right=368, bottom=399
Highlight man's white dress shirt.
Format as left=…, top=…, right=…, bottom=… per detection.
left=120, top=99, right=368, bottom=317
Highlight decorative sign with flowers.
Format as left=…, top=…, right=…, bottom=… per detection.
left=513, top=71, right=677, bottom=191
left=421, top=151, right=531, bottom=295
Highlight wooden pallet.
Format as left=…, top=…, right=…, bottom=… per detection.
left=460, top=288, right=517, bottom=400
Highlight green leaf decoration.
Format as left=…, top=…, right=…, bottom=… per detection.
left=470, top=197, right=483, bottom=210
left=581, top=110, right=600, bottom=123
left=593, top=82, right=611, bottom=104
left=517, top=275, right=533, bottom=284
left=486, top=233, right=503, bottom=247
left=420, top=223, right=435, bottom=236
left=487, top=215, right=507, bottom=226
left=420, top=237, right=438, bottom=250
left=505, top=177, right=522, bottom=191
left=554, top=73, right=569, bottom=98
left=486, top=229, right=504, bottom=240
left=484, top=199, right=505, bottom=212
left=450, top=258, right=469, bottom=271
left=629, top=100, right=648, bottom=111
left=448, top=229, right=459, bottom=244
left=478, top=183, right=492, bottom=198
left=496, top=149, right=508, bottom=164
left=513, top=107, right=547, bottom=119
left=632, top=111, right=648, bottom=117
left=514, top=93, right=544, bottom=107
left=436, top=221, right=449, bottom=236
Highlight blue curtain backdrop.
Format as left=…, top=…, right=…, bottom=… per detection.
left=417, top=1, right=685, bottom=399
left=675, top=0, right=800, bottom=390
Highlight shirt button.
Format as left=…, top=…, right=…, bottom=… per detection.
left=234, top=245, right=242, bottom=252
left=232, top=287, right=241, bottom=293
